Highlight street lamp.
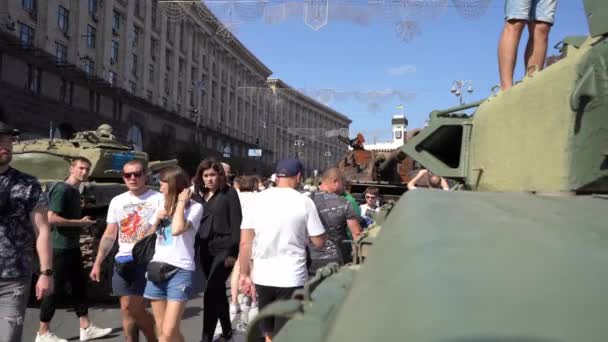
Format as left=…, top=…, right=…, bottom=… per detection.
left=324, top=150, right=332, bottom=168
left=294, top=139, right=305, bottom=159
left=450, top=80, right=474, bottom=106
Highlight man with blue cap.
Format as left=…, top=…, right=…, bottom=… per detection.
left=238, top=158, right=327, bottom=342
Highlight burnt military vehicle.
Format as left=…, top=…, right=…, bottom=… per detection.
left=11, top=124, right=175, bottom=300
left=337, top=129, right=421, bottom=202
left=248, top=0, right=608, bottom=340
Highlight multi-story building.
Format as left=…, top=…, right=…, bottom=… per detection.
left=0, top=0, right=349, bottom=174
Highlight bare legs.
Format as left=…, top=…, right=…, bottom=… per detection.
left=120, top=296, right=158, bottom=342
left=498, top=20, right=526, bottom=90
left=150, top=300, right=186, bottom=342
left=498, top=20, right=551, bottom=90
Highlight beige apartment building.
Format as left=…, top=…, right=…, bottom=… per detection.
left=0, top=0, right=349, bottom=174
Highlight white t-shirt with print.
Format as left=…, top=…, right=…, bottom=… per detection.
left=241, top=187, right=325, bottom=288
left=360, top=204, right=380, bottom=217
left=106, top=189, right=164, bottom=259
left=148, top=200, right=203, bottom=271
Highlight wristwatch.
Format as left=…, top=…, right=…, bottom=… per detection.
left=41, top=269, right=53, bottom=276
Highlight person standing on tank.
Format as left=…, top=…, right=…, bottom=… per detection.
left=90, top=159, right=163, bottom=342
left=36, top=157, right=112, bottom=342
left=192, top=158, right=242, bottom=342
left=498, top=0, right=557, bottom=90
left=0, top=119, right=53, bottom=342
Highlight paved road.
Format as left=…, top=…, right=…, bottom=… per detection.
left=22, top=271, right=252, bottom=342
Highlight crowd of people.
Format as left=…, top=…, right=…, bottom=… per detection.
left=0, top=2, right=559, bottom=340
left=1, top=113, right=456, bottom=342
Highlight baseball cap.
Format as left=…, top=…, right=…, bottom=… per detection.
left=0, top=121, right=19, bottom=136
left=275, top=158, right=303, bottom=177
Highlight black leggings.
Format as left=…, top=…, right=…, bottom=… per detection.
left=39, top=248, right=88, bottom=322
left=200, top=252, right=232, bottom=342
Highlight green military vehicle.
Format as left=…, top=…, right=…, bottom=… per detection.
left=11, top=124, right=175, bottom=300
left=248, top=0, right=608, bottom=340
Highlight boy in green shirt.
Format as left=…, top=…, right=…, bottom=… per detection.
left=37, top=157, right=112, bottom=342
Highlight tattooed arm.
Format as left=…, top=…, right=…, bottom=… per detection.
left=90, top=223, right=118, bottom=282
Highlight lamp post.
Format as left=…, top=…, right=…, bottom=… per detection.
left=324, top=150, right=332, bottom=168
left=294, top=139, right=305, bottom=160
left=450, top=80, right=474, bottom=106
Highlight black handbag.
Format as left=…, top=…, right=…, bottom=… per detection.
left=146, top=261, right=179, bottom=283
left=132, top=233, right=157, bottom=265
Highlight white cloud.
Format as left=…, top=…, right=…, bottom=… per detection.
left=387, top=65, right=417, bottom=76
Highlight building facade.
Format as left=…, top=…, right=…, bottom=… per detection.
left=0, top=0, right=349, bottom=175
left=363, top=114, right=408, bottom=151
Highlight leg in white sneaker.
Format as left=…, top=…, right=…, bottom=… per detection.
left=35, top=331, right=68, bottom=342
left=79, top=321, right=113, bottom=341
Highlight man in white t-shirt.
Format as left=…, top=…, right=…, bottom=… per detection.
left=90, top=160, right=163, bottom=342
left=239, top=158, right=327, bottom=342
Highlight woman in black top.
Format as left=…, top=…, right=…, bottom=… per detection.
left=193, top=158, right=242, bottom=342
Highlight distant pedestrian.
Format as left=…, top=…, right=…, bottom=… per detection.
left=407, top=169, right=449, bottom=191
left=239, top=158, right=327, bottom=342
left=0, top=119, right=54, bottom=342
left=308, top=168, right=362, bottom=274
left=144, top=166, right=203, bottom=342
left=36, top=157, right=112, bottom=342
left=498, top=0, right=557, bottom=90
left=360, top=186, right=381, bottom=224
left=192, top=158, right=242, bottom=342
left=228, top=175, right=258, bottom=330
left=90, top=160, right=163, bottom=342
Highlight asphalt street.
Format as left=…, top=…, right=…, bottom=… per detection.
left=22, top=270, right=250, bottom=342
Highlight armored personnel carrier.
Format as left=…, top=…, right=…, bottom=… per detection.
left=11, top=124, right=175, bottom=300
left=248, top=1, right=608, bottom=340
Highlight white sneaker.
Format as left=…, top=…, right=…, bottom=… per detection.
left=79, top=323, right=112, bottom=341
left=35, top=332, right=68, bottom=342
left=248, top=303, right=259, bottom=323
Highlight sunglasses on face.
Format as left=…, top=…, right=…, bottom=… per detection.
left=123, top=171, right=143, bottom=179
left=365, top=195, right=376, bottom=199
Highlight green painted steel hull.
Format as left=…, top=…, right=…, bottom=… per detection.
left=276, top=191, right=608, bottom=341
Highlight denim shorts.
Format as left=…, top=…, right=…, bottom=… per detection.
left=144, top=268, right=194, bottom=302
left=112, top=264, right=147, bottom=297
left=505, top=0, right=557, bottom=24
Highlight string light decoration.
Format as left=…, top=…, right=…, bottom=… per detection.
left=451, top=0, right=492, bottom=19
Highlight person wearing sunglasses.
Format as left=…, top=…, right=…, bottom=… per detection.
left=144, top=166, right=203, bottom=342
left=90, top=160, right=163, bottom=342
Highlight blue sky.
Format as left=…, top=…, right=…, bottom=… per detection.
left=208, top=1, right=589, bottom=142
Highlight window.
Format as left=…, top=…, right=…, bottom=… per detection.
left=112, top=11, right=120, bottom=33
left=58, top=6, right=69, bottom=33
left=164, top=73, right=169, bottom=94
left=84, top=59, right=95, bottom=76
left=19, top=23, right=34, bottom=47
left=59, top=79, right=73, bottom=105
left=178, top=59, right=184, bottom=76
left=146, top=90, right=153, bottom=101
left=22, top=0, right=35, bottom=13
left=177, top=82, right=182, bottom=99
left=149, top=64, right=154, bottom=83
left=165, top=50, right=172, bottom=70
left=111, top=41, right=119, bottom=63
left=89, top=90, right=96, bottom=112
left=132, top=54, right=138, bottom=76
left=394, top=131, right=402, bottom=140
left=166, top=21, right=171, bottom=41
left=55, top=42, right=67, bottom=64
left=88, top=0, right=97, bottom=17
left=179, top=21, right=185, bottom=50
left=129, top=81, right=136, bottom=94
left=133, top=26, right=140, bottom=47
left=134, top=0, right=141, bottom=18
left=150, top=39, right=157, bottom=60
left=112, top=99, right=122, bottom=121
left=26, top=64, right=40, bottom=94
left=127, top=126, right=143, bottom=151
left=109, top=71, right=117, bottom=86
left=151, top=0, right=158, bottom=29
left=86, top=25, right=95, bottom=48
